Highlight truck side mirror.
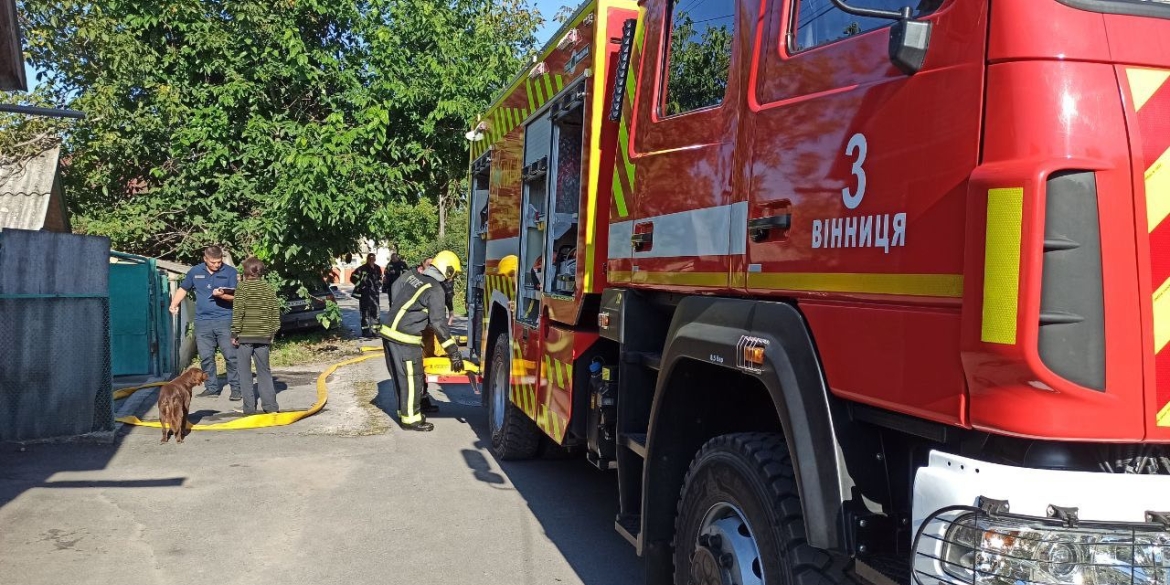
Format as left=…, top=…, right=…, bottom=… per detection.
left=888, top=16, right=930, bottom=75
left=828, top=0, right=931, bottom=75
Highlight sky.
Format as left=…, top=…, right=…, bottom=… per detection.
left=533, top=0, right=577, bottom=46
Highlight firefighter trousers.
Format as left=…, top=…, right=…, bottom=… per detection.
left=358, top=293, right=380, bottom=336
left=384, top=339, right=425, bottom=424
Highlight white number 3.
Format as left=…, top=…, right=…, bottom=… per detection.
left=842, top=133, right=867, bottom=210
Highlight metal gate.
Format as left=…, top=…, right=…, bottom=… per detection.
left=0, top=229, right=113, bottom=440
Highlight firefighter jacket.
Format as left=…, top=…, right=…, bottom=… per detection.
left=380, top=266, right=458, bottom=356
left=350, top=263, right=382, bottom=297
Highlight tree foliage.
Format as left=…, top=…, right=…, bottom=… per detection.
left=662, top=12, right=732, bottom=117
left=9, top=0, right=541, bottom=283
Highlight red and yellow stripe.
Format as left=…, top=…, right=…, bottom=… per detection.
left=1128, top=67, right=1170, bottom=427
left=610, top=9, right=644, bottom=220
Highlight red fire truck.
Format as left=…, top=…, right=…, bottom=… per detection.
left=465, top=0, right=1170, bottom=584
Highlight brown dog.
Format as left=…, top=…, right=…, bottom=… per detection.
left=158, top=368, right=208, bottom=444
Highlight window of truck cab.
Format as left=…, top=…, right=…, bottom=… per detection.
left=657, top=0, right=736, bottom=119
left=785, top=0, right=944, bottom=55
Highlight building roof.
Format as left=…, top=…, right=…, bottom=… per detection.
left=0, top=147, right=65, bottom=232
left=0, top=0, right=25, bottom=91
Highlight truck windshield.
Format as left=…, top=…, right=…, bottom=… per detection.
left=1057, top=0, right=1170, bottom=18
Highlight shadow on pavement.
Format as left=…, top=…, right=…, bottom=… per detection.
left=365, top=371, right=644, bottom=585
left=0, top=440, right=185, bottom=512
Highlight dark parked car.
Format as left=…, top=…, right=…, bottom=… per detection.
left=279, top=287, right=334, bottom=333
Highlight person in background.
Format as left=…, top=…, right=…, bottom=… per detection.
left=170, top=245, right=241, bottom=401
left=231, top=257, right=282, bottom=415
left=350, top=253, right=383, bottom=338
left=383, top=253, right=410, bottom=306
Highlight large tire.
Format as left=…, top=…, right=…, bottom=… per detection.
left=673, top=433, right=850, bottom=585
left=486, top=332, right=540, bottom=460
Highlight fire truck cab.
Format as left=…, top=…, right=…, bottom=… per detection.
left=466, top=0, right=1170, bottom=584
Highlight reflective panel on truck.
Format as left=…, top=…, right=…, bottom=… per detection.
left=1126, top=67, right=1170, bottom=427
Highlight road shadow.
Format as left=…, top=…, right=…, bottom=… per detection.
left=0, top=438, right=184, bottom=512
left=419, top=381, right=644, bottom=585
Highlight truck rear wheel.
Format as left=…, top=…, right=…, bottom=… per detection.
left=487, top=332, right=540, bottom=460
left=673, top=433, right=849, bottom=585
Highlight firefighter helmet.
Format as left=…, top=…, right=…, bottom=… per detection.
left=498, top=255, right=519, bottom=278
left=433, top=250, right=462, bottom=280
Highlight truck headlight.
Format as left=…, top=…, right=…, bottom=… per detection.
left=916, top=507, right=1170, bottom=585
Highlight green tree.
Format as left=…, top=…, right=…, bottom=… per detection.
left=9, top=0, right=539, bottom=285
left=662, top=12, right=732, bottom=117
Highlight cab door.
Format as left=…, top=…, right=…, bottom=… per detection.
left=744, top=0, right=987, bottom=424
left=614, top=0, right=747, bottom=292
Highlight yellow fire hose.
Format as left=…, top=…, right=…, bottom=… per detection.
left=113, top=353, right=383, bottom=430
left=358, top=345, right=481, bottom=375
left=115, top=345, right=480, bottom=430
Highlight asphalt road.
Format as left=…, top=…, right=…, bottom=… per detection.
left=0, top=294, right=643, bottom=585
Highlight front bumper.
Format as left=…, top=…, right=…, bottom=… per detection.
left=912, top=451, right=1170, bottom=585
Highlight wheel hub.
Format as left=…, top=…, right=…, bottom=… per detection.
left=489, top=355, right=507, bottom=435
left=689, top=544, right=729, bottom=585
left=692, top=502, right=765, bottom=585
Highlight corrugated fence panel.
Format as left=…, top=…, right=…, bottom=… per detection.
left=0, top=229, right=113, bottom=440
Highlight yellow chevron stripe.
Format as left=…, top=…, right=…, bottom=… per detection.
left=612, top=171, right=627, bottom=218
left=555, top=359, right=565, bottom=388
left=1154, top=277, right=1170, bottom=354
left=526, top=78, right=536, bottom=110
left=617, top=119, right=635, bottom=199
left=554, top=74, right=564, bottom=92
left=1145, top=145, right=1170, bottom=232
left=1159, top=401, right=1170, bottom=427
left=1129, top=68, right=1170, bottom=112
left=543, top=74, right=554, bottom=101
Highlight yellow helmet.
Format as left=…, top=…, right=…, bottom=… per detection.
left=497, top=255, right=519, bottom=278
left=433, top=250, right=462, bottom=280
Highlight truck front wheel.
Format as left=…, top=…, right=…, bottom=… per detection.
left=673, top=433, right=849, bottom=585
left=487, top=332, right=540, bottom=460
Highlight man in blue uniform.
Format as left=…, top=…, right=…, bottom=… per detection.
left=169, top=246, right=242, bottom=400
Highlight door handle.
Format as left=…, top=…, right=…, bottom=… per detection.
left=631, top=232, right=653, bottom=250
left=632, top=222, right=654, bottom=252
left=748, top=213, right=792, bottom=242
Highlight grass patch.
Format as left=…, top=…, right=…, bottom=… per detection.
left=271, top=329, right=357, bottom=368
left=353, top=380, right=392, bottom=436
left=191, top=329, right=361, bottom=373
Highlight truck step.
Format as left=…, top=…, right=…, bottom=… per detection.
left=854, top=555, right=910, bottom=585
left=615, top=514, right=641, bottom=549
left=622, top=433, right=648, bottom=458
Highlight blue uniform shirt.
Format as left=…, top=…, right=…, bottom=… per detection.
left=180, top=262, right=238, bottom=321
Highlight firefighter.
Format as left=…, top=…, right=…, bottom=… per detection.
left=379, top=250, right=464, bottom=431
left=350, top=253, right=382, bottom=338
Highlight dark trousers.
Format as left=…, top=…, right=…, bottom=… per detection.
left=384, top=340, right=425, bottom=424
left=194, top=320, right=240, bottom=396
left=237, top=342, right=278, bottom=414
left=359, top=293, right=380, bottom=336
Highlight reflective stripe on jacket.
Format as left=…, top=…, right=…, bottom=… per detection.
left=379, top=269, right=457, bottom=353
